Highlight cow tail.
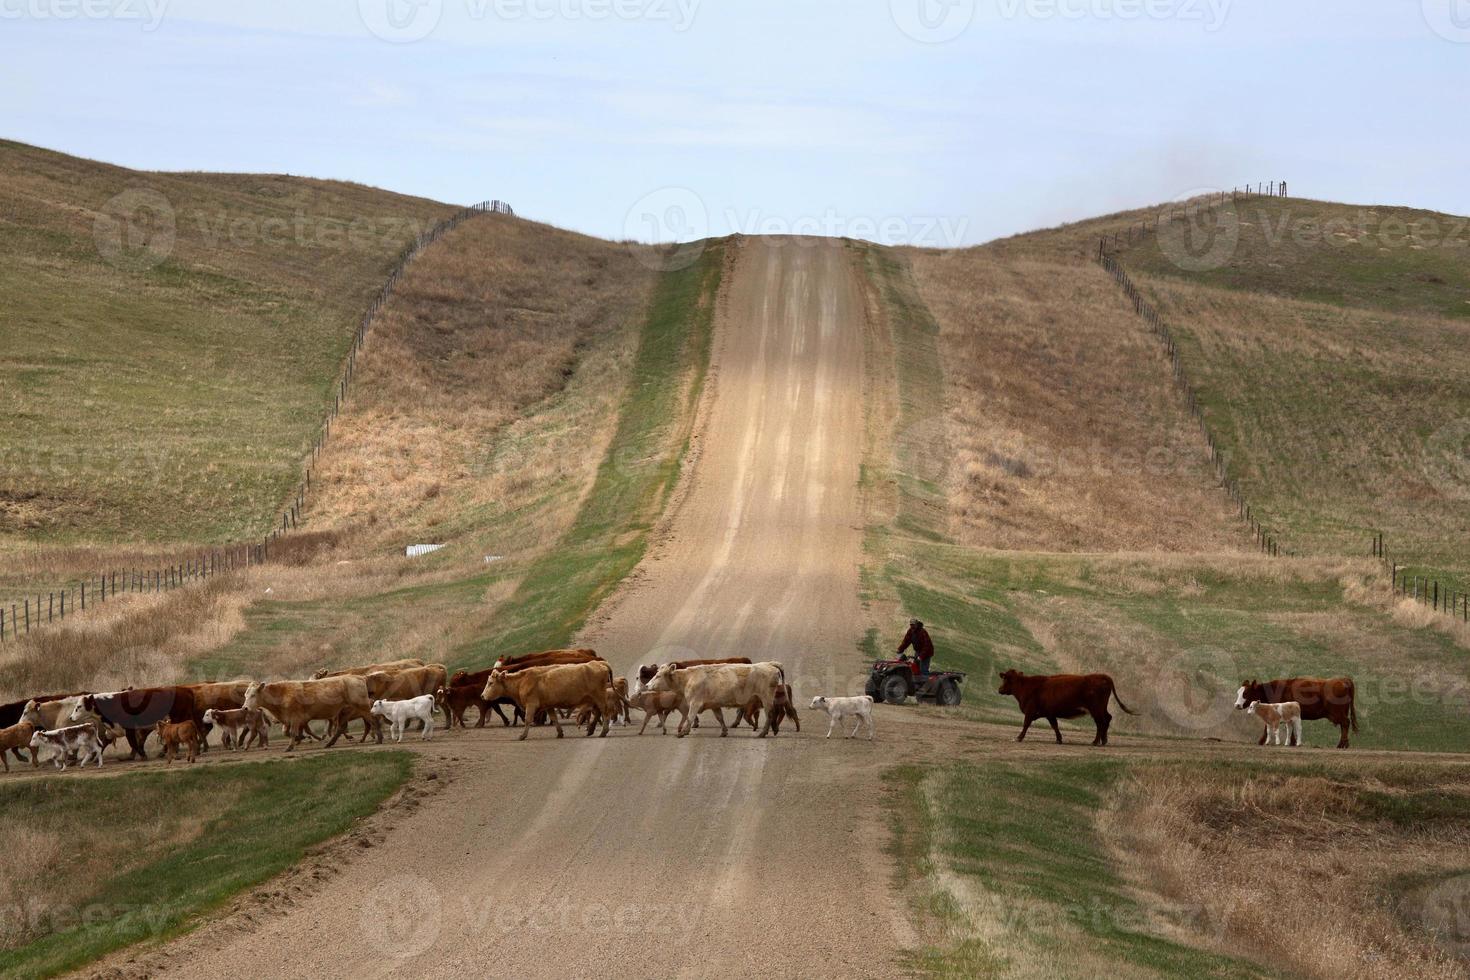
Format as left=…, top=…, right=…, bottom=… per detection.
left=1111, top=683, right=1138, bottom=715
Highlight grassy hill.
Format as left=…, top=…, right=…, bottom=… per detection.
left=0, top=140, right=455, bottom=546
left=1115, top=195, right=1470, bottom=578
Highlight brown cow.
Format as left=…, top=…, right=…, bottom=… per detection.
left=439, top=681, right=510, bottom=728
left=446, top=669, right=515, bottom=726
left=1235, top=677, right=1357, bottom=748
left=0, top=721, right=37, bottom=771
left=482, top=661, right=615, bottom=740
left=155, top=719, right=203, bottom=763
left=997, top=669, right=1136, bottom=746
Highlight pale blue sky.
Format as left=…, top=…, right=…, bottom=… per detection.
left=3, top=0, right=1467, bottom=245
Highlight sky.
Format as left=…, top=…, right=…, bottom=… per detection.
left=2, top=0, right=1468, bottom=247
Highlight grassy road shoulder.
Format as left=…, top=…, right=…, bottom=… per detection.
left=0, top=753, right=412, bottom=980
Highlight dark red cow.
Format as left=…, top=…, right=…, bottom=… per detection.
left=1235, top=677, right=1357, bottom=748
left=997, top=669, right=1136, bottom=746
left=447, top=668, right=518, bottom=726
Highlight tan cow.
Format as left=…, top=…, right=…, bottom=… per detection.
left=311, top=658, right=426, bottom=680
left=647, top=662, right=786, bottom=737
left=243, top=677, right=377, bottom=751
left=481, top=661, right=616, bottom=741
left=491, top=649, right=601, bottom=673
left=364, top=665, right=448, bottom=701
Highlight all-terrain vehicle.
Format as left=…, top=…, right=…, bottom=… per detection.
left=865, top=655, right=965, bottom=705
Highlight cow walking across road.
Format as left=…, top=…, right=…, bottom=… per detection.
left=997, top=669, right=1136, bottom=746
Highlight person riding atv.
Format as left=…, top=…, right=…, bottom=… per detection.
left=866, top=618, right=965, bottom=705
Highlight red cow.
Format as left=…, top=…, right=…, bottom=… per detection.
left=997, top=669, right=1136, bottom=746
left=1235, top=677, right=1357, bottom=748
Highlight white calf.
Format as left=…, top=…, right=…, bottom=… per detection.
left=1246, top=700, right=1302, bottom=746
left=370, top=696, right=436, bottom=742
left=29, top=725, right=105, bottom=770
left=810, top=695, right=875, bottom=740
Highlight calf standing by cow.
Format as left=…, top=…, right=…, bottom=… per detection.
left=997, top=669, right=1136, bottom=746
left=1245, top=701, right=1302, bottom=747
left=1236, top=677, right=1357, bottom=748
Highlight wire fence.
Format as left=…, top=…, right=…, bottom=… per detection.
left=0, top=199, right=515, bottom=645
left=1096, top=182, right=1292, bottom=558
left=1372, top=534, right=1468, bottom=623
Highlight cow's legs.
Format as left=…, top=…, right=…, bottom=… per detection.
left=825, top=715, right=836, bottom=739
left=1337, top=719, right=1350, bottom=749
left=1291, top=718, right=1302, bottom=747
left=1047, top=717, right=1063, bottom=744
left=1017, top=716, right=1035, bottom=741
left=848, top=717, right=863, bottom=738
left=552, top=709, right=565, bottom=739
left=1092, top=710, right=1111, bottom=746
left=712, top=707, right=730, bottom=737
left=867, top=713, right=875, bottom=740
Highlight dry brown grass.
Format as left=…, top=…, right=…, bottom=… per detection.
left=1102, top=763, right=1470, bottom=979
left=305, top=213, right=656, bottom=548
left=904, top=248, right=1241, bottom=553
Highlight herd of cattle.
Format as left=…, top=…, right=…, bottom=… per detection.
left=0, top=652, right=1362, bottom=773
left=0, top=650, right=885, bottom=773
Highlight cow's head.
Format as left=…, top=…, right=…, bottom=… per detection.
left=67, top=697, right=97, bottom=724
left=448, top=670, right=469, bottom=687
left=481, top=671, right=507, bottom=702
left=810, top=696, right=829, bottom=710
left=434, top=687, right=448, bottom=707
left=20, top=700, right=42, bottom=725
left=647, top=664, right=678, bottom=692
left=1235, top=680, right=1263, bottom=710
left=28, top=731, right=47, bottom=751
left=202, top=709, right=218, bottom=725
left=243, top=682, right=262, bottom=710
left=370, top=699, right=387, bottom=717
left=997, top=669, right=1023, bottom=697
left=1243, top=700, right=1261, bottom=716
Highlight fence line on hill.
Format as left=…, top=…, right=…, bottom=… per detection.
left=0, top=199, right=515, bottom=645
left=1370, top=534, right=1468, bottom=624
left=1096, top=182, right=1292, bottom=558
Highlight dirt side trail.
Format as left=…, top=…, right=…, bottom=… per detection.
left=113, top=237, right=911, bottom=980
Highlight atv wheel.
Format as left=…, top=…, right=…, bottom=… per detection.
left=880, top=672, right=910, bottom=705
left=937, top=680, right=962, bottom=706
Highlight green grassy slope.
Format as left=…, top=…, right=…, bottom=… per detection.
left=0, top=140, right=454, bottom=545
left=1113, top=196, right=1470, bottom=574
left=0, top=753, right=411, bottom=980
